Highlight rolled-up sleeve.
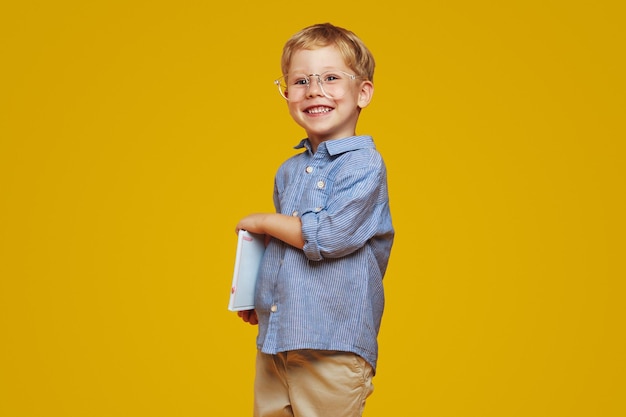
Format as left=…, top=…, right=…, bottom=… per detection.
left=302, top=153, right=388, bottom=261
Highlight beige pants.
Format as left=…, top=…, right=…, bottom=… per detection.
left=254, top=349, right=375, bottom=417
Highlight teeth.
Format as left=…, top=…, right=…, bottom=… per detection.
left=306, top=106, right=332, bottom=114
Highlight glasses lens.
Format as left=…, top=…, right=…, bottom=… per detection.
left=276, top=74, right=308, bottom=101
left=318, top=71, right=351, bottom=99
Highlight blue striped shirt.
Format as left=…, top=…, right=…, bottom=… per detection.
left=254, top=135, right=394, bottom=372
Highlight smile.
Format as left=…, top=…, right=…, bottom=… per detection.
left=305, top=106, right=333, bottom=114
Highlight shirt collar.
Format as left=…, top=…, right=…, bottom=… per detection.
left=294, top=136, right=375, bottom=156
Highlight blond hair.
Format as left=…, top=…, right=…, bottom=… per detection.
left=281, top=23, right=375, bottom=82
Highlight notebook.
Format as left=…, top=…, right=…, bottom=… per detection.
left=227, top=230, right=266, bottom=311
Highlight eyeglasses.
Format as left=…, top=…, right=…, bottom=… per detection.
left=274, top=70, right=358, bottom=101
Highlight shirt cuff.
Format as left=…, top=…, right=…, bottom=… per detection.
left=301, top=211, right=323, bottom=261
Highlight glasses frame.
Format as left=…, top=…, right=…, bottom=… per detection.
left=274, top=70, right=358, bottom=101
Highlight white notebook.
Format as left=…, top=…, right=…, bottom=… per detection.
left=227, top=230, right=266, bottom=311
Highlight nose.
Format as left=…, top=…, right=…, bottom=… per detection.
left=306, top=74, right=325, bottom=97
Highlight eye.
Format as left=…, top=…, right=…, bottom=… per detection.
left=323, top=73, right=341, bottom=82
left=292, top=77, right=309, bottom=86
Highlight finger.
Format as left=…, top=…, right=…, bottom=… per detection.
left=249, top=310, right=258, bottom=325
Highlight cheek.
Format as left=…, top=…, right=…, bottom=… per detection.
left=288, top=103, right=301, bottom=117
left=287, top=105, right=308, bottom=128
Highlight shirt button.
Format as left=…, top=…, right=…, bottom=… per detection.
left=316, top=180, right=325, bottom=189
left=270, top=305, right=278, bottom=312
left=305, top=166, right=313, bottom=173
left=292, top=210, right=299, bottom=217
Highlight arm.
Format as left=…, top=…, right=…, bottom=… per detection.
left=236, top=212, right=304, bottom=250
left=302, top=162, right=388, bottom=260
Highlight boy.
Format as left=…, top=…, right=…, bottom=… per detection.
left=235, top=23, right=394, bottom=417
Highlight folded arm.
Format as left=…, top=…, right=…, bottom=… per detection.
left=236, top=212, right=304, bottom=250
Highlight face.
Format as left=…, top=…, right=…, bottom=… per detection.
left=284, top=45, right=373, bottom=149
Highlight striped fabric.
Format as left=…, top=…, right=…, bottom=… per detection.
left=254, top=135, right=394, bottom=372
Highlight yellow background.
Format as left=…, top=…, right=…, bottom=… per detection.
left=1, top=1, right=624, bottom=416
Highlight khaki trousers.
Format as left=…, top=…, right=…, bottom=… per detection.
left=254, top=349, right=375, bottom=417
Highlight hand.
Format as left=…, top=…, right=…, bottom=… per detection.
left=237, top=309, right=258, bottom=325
left=235, top=213, right=268, bottom=235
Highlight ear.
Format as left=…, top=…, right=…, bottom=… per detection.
left=357, top=80, right=374, bottom=109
